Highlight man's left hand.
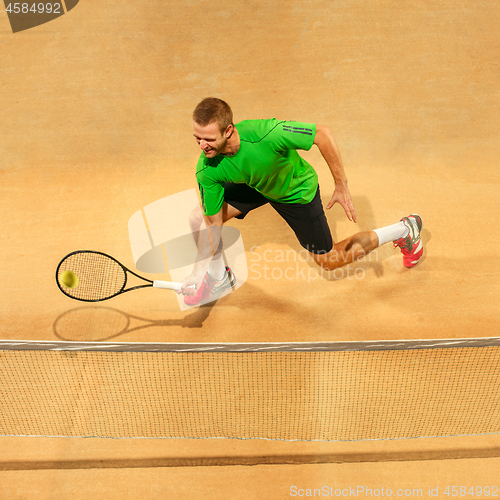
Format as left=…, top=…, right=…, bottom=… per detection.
left=326, top=184, right=357, bottom=223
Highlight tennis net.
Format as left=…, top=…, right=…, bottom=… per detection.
left=1, top=338, right=499, bottom=441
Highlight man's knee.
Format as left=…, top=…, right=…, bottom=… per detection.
left=310, top=249, right=341, bottom=271
left=310, top=245, right=359, bottom=271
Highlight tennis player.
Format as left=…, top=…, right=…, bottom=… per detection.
left=180, top=98, right=423, bottom=305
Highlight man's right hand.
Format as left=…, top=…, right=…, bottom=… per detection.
left=178, top=272, right=205, bottom=296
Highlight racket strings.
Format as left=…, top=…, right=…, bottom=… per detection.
left=57, top=252, right=127, bottom=301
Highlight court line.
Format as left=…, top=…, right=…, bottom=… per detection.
left=2, top=448, right=500, bottom=470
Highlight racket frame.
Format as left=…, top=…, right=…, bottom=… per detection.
left=56, top=250, right=155, bottom=302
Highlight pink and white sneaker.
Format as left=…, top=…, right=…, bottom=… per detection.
left=184, top=267, right=236, bottom=306
left=393, top=214, right=424, bottom=268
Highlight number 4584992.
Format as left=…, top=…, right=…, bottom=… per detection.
left=443, top=486, right=498, bottom=497
left=6, top=3, right=62, bottom=14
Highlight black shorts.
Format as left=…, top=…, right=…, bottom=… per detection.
left=223, top=182, right=333, bottom=254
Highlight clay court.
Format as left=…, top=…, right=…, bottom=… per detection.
left=0, top=0, right=499, bottom=498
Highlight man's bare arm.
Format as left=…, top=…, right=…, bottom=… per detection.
left=313, top=125, right=357, bottom=223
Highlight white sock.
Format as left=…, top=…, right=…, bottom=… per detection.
left=373, top=222, right=409, bottom=247
left=208, top=257, right=226, bottom=280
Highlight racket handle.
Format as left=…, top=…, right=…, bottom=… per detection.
left=153, top=280, right=195, bottom=291
left=153, top=280, right=182, bottom=291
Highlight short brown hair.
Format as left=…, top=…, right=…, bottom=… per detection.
left=193, top=97, right=233, bottom=133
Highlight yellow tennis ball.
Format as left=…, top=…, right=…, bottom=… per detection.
left=60, top=270, right=79, bottom=289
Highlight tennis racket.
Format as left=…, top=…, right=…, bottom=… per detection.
left=56, top=250, right=191, bottom=302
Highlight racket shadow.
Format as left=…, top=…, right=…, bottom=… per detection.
left=53, top=304, right=215, bottom=341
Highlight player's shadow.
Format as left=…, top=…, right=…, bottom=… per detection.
left=53, top=303, right=215, bottom=341
left=216, top=281, right=342, bottom=331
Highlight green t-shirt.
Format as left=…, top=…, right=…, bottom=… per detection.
left=196, top=119, right=318, bottom=216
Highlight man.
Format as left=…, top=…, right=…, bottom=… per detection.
left=180, top=97, right=423, bottom=305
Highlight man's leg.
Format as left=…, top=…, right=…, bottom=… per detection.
left=269, top=188, right=423, bottom=271
left=310, top=230, right=379, bottom=271
left=188, top=202, right=241, bottom=279
left=186, top=183, right=270, bottom=305
left=184, top=202, right=241, bottom=306
left=311, top=215, right=423, bottom=270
